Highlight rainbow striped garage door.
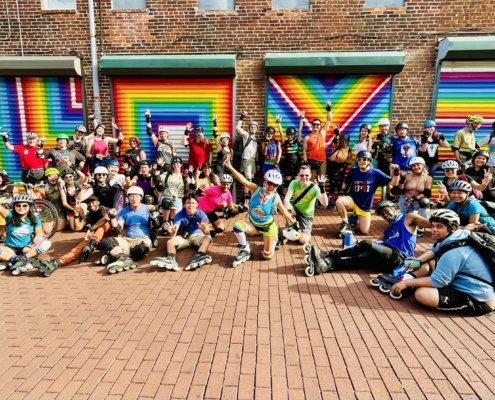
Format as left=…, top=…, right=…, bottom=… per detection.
left=111, top=77, right=234, bottom=166
left=266, top=75, right=393, bottom=158
left=0, top=77, right=84, bottom=181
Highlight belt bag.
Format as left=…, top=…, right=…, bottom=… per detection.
left=307, top=159, right=323, bottom=169
left=27, top=169, right=45, bottom=180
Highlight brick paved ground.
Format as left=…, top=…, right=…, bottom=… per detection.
left=0, top=209, right=494, bottom=399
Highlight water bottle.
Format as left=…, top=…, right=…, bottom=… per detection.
left=342, top=230, right=355, bottom=249
left=392, top=264, right=408, bottom=279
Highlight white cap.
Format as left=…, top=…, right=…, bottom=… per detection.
left=378, top=118, right=390, bottom=126
left=158, top=126, right=169, bottom=133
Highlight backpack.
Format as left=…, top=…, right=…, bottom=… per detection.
left=234, top=134, right=252, bottom=157
left=435, top=232, right=495, bottom=287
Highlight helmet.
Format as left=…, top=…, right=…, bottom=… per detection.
left=264, top=170, right=283, bottom=186
left=356, top=151, right=372, bottom=160
left=202, top=162, right=212, bottom=169
left=265, top=127, right=276, bottom=135
left=378, top=118, right=390, bottom=126
left=248, top=121, right=258, bottom=129
left=395, top=123, right=409, bottom=132
left=359, top=123, right=372, bottom=133
left=45, top=167, right=60, bottom=177
left=442, top=160, right=459, bottom=169
left=107, top=159, right=120, bottom=167
left=286, top=127, right=296, bottom=135
left=220, top=174, right=234, bottom=183
left=418, top=197, right=431, bottom=209
left=473, top=150, right=490, bottom=161
left=171, top=156, right=182, bottom=164
left=139, top=160, right=152, bottom=167
left=466, top=115, right=484, bottom=124
left=94, top=166, right=109, bottom=175
left=57, top=134, right=69, bottom=141
left=75, top=125, right=87, bottom=133
left=450, top=180, right=472, bottom=193
left=220, top=133, right=230, bottom=141
left=158, top=126, right=169, bottom=133
left=424, top=120, right=436, bottom=128
left=408, top=157, right=425, bottom=167
left=375, top=200, right=396, bottom=215
left=95, top=124, right=106, bottom=131
left=143, top=194, right=154, bottom=205
left=12, top=194, right=33, bottom=205
left=492, top=121, right=495, bottom=130
left=61, top=169, right=73, bottom=178
left=340, top=134, right=350, bottom=141
left=26, top=132, right=38, bottom=139
left=430, top=209, right=460, bottom=227
left=127, top=186, right=144, bottom=197
left=282, top=226, right=301, bottom=242
left=194, top=125, right=204, bottom=133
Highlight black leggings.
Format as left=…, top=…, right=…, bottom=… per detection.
left=337, top=240, right=405, bottom=273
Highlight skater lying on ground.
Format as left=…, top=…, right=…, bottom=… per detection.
left=0, top=195, right=51, bottom=275
left=391, top=210, right=495, bottom=316
left=283, top=164, right=328, bottom=245
left=224, top=159, right=295, bottom=265
left=304, top=199, right=431, bottom=276
left=151, top=191, right=212, bottom=272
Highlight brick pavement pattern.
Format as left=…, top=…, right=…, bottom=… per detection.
left=0, top=210, right=494, bottom=399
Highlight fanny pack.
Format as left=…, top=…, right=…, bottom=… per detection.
left=249, top=217, right=274, bottom=233
left=26, top=168, right=45, bottom=180
left=307, top=159, right=323, bottom=169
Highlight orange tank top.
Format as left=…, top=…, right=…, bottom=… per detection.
left=307, top=134, right=326, bottom=162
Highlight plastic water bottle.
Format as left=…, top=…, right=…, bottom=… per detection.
left=392, top=264, right=408, bottom=279
left=342, top=230, right=355, bottom=249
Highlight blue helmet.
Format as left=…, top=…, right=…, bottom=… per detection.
left=424, top=120, right=436, bottom=128
left=107, top=159, right=120, bottom=167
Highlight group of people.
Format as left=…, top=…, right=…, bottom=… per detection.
left=0, top=104, right=494, bottom=317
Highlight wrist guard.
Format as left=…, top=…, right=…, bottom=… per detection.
left=116, top=139, right=123, bottom=146
left=325, top=103, right=332, bottom=112
left=153, top=174, right=162, bottom=183
left=399, top=175, right=406, bottom=184
left=439, top=134, right=445, bottom=141
left=393, top=168, right=400, bottom=176
left=333, top=127, right=340, bottom=136
left=145, top=115, right=150, bottom=123
left=213, top=131, right=218, bottom=138
left=146, top=127, right=153, bottom=137
left=2, top=135, right=8, bottom=143
left=213, top=120, right=217, bottom=127
left=184, top=129, right=189, bottom=137
left=239, top=113, right=245, bottom=121
left=319, top=184, right=325, bottom=193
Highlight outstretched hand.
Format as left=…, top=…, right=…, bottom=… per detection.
left=315, top=174, right=327, bottom=185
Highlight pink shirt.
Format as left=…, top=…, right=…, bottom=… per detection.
left=198, top=186, right=233, bottom=213
left=92, top=138, right=109, bottom=156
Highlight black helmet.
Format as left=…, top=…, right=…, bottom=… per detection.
left=286, top=127, right=296, bottom=135
left=418, top=197, right=430, bottom=209
left=143, top=195, right=154, bottom=205
left=395, top=123, right=409, bottom=132
left=171, top=156, right=182, bottom=164
left=357, top=151, right=372, bottom=160
left=194, top=125, right=204, bottom=133
left=359, top=123, right=372, bottom=133
left=473, top=150, right=490, bottom=161
left=375, top=200, right=395, bottom=215
left=340, top=134, right=350, bottom=142
left=266, top=127, right=276, bottom=135
left=492, top=121, right=495, bottom=131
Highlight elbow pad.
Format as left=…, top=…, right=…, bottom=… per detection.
left=147, top=127, right=153, bottom=137
left=111, top=224, right=123, bottom=236
left=451, top=146, right=459, bottom=152
left=116, top=139, right=123, bottom=146
left=423, top=189, right=432, bottom=199
left=391, top=186, right=403, bottom=195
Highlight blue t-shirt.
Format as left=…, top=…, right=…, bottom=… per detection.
left=447, top=199, right=495, bottom=231
left=344, top=167, right=391, bottom=212
left=383, top=213, right=417, bottom=258
left=117, top=204, right=151, bottom=237
left=174, top=208, right=208, bottom=236
left=392, top=136, right=421, bottom=170
left=429, top=229, right=495, bottom=302
left=5, top=210, right=42, bottom=249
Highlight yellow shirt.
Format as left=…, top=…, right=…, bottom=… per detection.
left=453, top=127, right=476, bottom=153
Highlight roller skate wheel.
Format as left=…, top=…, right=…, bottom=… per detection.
left=18, top=267, right=27, bottom=273
left=304, top=266, right=314, bottom=277
left=116, top=267, right=123, bottom=272
left=185, top=265, right=193, bottom=271
left=0, top=263, right=6, bottom=271
left=11, top=269, right=20, bottom=276
left=389, top=291, right=403, bottom=300
left=303, top=243, right=312, bottom=254
left=304, top=254, right=311, bottom=265
left=131, top=263, right=138, bottom=269
left=108, top=269, right=117, bottom=274
left=172, top=265, right=180, bottom=272
left=379, top=284, right=391, bottom=294
left=370, top=278, right=382, bottom=287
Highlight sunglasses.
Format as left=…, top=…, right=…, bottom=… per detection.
left=15, top=204, right=29, bottom=208
left=96, top=174, right=107, bottom=177
left=357, top=158, right=369, bottom=162
left=444, top=169, right=455, bottom=172
left=312, top=124, right=320, bottom=127
left=299, top=174, right=310, bottom=177
left=63, top=175, right=74, bottom=179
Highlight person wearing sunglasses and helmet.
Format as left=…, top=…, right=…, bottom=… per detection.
left=476, top=121, right=495, bottom=167
left=1, top=130, right=46, bottom=184
left=464, top=150, right=495, bottom=202
left=224, top=158, right=295, bottom=267
left=417, top=120, right=449, bottom=178
left=276, top=115, right=303, bottom=197
left=211, top=116, right=232, bottom=180
left=36, top=133, right=86, bottom=174
left=353, top=123, right=376, bottom=164
left=390, top=122, right=426, bottom=172
left=453, top=115, right=484, bottom=167
left=181, top=122, right=213, bottom=170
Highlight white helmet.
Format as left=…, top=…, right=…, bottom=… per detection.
left=378, top=118, right=390, bottom=126
left=408, top=157, right=425, bottom=167
left=430, top=209, right=460, bottom=227
left=94, top=166, right=109, bottom=175
left=442, top=160, right=459, bottom=169
left=282, top=226, right=301, bottom=242
left=220, top=174, right=233, bottom=183
left=158, top=126, right=169, bottom=133
left=220, top=132, right=230, bottom=141
left=127, top=186, right=144, bottom=197
left=264, top=170, right=283, bottom=185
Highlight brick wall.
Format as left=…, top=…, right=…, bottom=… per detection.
left=1, top=0, right=495, bottom=130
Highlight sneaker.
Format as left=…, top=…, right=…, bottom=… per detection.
left=310, top=247, right=335, bottom=275
left=338, top=222, right=350, bottom=238
left=348, top=214, right=359, bottom=227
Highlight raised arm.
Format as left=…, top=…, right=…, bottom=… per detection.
left=321, top=102, right=333, bottom=138
left=236, top=110, right=249, bottom=138
left=224, top=158, right=257, bottom=193
left=276, top=116, right=285, bottom=144
left=213, top=116, right=220, bottom=148
left=298, top=111, right=304, bottom=142
left=145, top=109, right=159, bottom=147
left=180, top=122, right=193, bottom=147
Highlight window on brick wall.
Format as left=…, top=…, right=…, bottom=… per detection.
left=43, top=0, right=76, bottom=10
left=198, top=0, right=235, bottom=10
left=364, top=0, right=404, bottom=6
left=113, top=0, right=147, bottom=9
left=273, top=0, right=310, bottom=9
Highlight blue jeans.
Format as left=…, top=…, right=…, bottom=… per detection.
left=399, top=195, right=429, bottom=219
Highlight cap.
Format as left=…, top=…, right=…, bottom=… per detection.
left=83, top=195, right=99, bottom=203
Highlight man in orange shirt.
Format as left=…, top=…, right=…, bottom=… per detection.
left=302, top=102, right=332, bottom=180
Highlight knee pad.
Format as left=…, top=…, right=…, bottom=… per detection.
left=130, top=244, right=150, bottom=260
left=36, top=239, right=51, bottom=254
left=262, top=250, right=275, bottom=260
left=241, top=193, right=251, bottom=202
left=161, top=197, right=173, bottom=210
left=357, top=240, right=373, bottom=251
left=233, top=221, right=247, bottom=233
left=143, top=195, right=155, bottom=205
left=100, top=237, right=119, bottom=253
left=215, top=227, right=225, bottom=234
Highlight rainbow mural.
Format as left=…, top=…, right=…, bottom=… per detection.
left=0, top=77, right=84, bottom=181
left=111, top=77, right=234, bottom=164
left=266, top=75, right=393, bottom=156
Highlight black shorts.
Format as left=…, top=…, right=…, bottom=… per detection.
left=206, top=211, right=220, bottom=224
left=281, top=158, right=300, bottom=178
left=437, top=286, right=494, bottom=316
left=4, top=245, right=24, bottom=255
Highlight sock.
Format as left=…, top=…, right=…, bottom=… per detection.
left=402, top=273, right=415, bottom=280
left=343, top=219, right=349, bottom=224
left=234, top=230, right=247, bottom=246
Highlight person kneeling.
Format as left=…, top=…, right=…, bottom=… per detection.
left=151, top=192, right=212, bottom=272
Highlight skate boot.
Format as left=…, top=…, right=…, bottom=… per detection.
left=161, top=223, right=169, bottom=236
left=337, top=221, right=351, bottom=239
left=30, top=257, right=61, bottom=277
left=185, top=253, right=212, bottom=271
left=233, top=243, right=252, bottom=267
left=348, top=214, right=359, bottom=227
left=417, top=228, right=425, bottom=237
left=9, top=256, right=34, bottom=276
left=79, top=239, right=98, bottom=263
left=107, top=253, right=139, bottom=274
left=95, top=254, right=113, bottom=266
left=150, top=254, right=180, bottom=271
left=0, top=262, right=6, bottom=271
left=327, top=197, right=336, bottom=211
left=369, top=274, right=413, bottom=300
left=303, top=246, right=336, bottom=276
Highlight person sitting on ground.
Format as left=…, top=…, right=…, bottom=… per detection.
left=107, top=159, right=126, bottom=188
left=151, top=192, right=213, bottom=272
left=40, top=168, right=67, bottom=232
left=126, top=160, right=156, bottom=202
left=0, top=195, right=51, bottom=275
left=0, top=170, right=17, bottom=243
left=436, top=160, right=479, bottom=207
left=78, top=166, right=119, bottom=209
left=306, top=199, right=431, bottom=276
left=390, top=209, right=495, bottom=316
left=195, top=162, right=219, bottom=190
left=464, top=150, right=495, bottom=202
left=283, top=165, right=328, bottom=245
left=335, top=151, right=392, bottom=238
